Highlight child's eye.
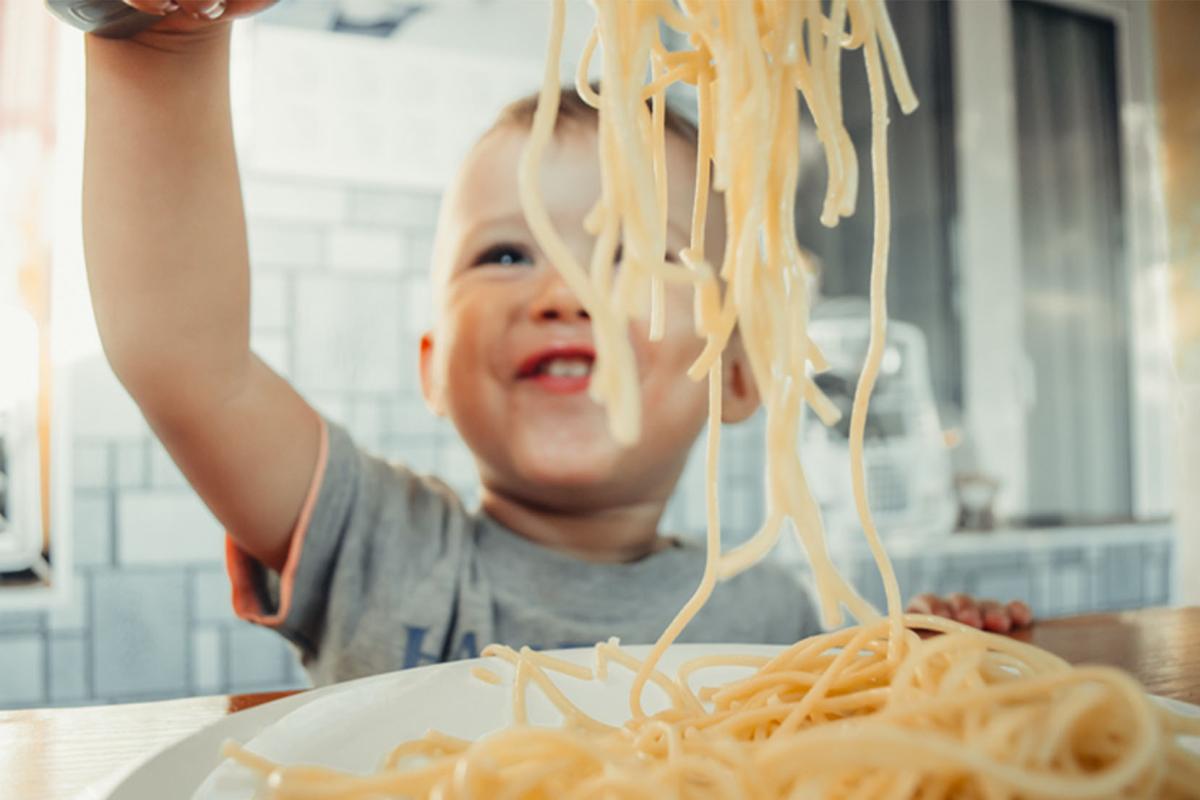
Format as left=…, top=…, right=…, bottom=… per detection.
left=472, top=244, right=533, bottom=268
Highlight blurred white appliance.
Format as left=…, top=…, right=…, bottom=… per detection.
left=0, top=304, right=45, bottom=575
left=801, top=298, right=957, bottom=543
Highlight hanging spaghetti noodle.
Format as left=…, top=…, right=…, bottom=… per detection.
left=223, top=0, right=1200, bottom=796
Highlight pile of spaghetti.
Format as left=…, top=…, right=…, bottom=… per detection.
left=225, top=0, right=1200, bottom=797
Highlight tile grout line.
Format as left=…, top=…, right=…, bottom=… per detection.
left=185, top=566, right=196, bottom=695
left=107, top=443, right=120, bottom=567
left=86, top=565, right=97, bottom=702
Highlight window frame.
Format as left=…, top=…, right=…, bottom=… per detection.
left=951, top=0, right=1170, bottom=521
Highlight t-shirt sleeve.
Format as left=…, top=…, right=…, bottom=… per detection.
left=224, top=418, right=462, bottom=659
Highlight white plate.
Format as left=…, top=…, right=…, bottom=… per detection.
left=190, top=644, right=778, bottom=800
left=95, top=644, right=1200, bottom=800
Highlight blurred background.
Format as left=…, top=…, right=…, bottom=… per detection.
left=0, top=0, right=1196, bottom=708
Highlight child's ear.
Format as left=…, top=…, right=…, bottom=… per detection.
left=418, top=332, right=446, bottom=417
left=720, top=335, right=760, bottom=423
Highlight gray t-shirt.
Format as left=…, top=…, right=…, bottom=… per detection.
left=230, top=422, right=819, bottom=686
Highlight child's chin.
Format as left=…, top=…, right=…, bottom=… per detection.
left=512, top=444, right=624, bottom=490
left=518, top=455, right=618, bottom=489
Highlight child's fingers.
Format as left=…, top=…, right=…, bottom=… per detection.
left=1007, top=599, right=1034, bottom=628
left=946, top=593, right=983, bottom=628
left=123, top=0, right=180, bottom=15
left=907, top=593, right=952, bottom=620
left=978, top=599, right=1013, bottom=633
left=910, top=593, right=1030, bottom=632
left=175, top=0, right=227, bottom=21
left=906, top=593, right=933, bottom=614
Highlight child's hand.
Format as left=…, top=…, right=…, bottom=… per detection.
left=120, top=0, right=278, bottom=35
left=906, top=593, right=1033, bottom=633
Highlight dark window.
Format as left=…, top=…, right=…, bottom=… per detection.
left=797, top=0, right=962, bottom=413
left=1012, top=0, right=1131, bottom=520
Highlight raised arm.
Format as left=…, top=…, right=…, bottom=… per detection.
left=82, top=3, right=316, bottom=571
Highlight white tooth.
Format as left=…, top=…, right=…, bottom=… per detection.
left=545, top=358, right=590, bottom=378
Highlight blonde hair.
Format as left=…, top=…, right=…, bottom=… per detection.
left=490, top=83, right=699, bottom=149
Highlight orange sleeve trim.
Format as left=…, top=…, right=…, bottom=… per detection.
left=226, top=418, right=331, bottom=627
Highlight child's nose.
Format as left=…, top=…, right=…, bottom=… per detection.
left=529, top=273, right=590, bottom=323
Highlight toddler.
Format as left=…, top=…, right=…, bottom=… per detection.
left=80, top=0, right=1030, bottom=686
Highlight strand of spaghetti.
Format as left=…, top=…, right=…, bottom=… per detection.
left=775, top=623, right=879, bottom=735
left=709, top=667, right=886, bottom=709
left=1032, top=683, right=1113, bottom=769
left=220, top=740, right=279, bottom=775
left=897, top=614, right=1071, bottom=672
left=686, top=290, right=739, bottom=379
left=595, top=639, right=703, bottom=715
left=868, top=0, right=919, bottom=114
left=227, top=746, right=454, bottom=798
left=653, top=0, right=700, bottom=37
left=720, top=380, right=877, bottom=626
left=470, top=665, right=503, bottom=685
left=804, top=379, right=842, bottom=426
left=847, top=3, right=905, bottom=646
left=754, top=689, right=1161, bottom=799
left=519, top=0, right=642, bottom=444
left=575, top=27, right=600, bottom=106
left=512, top=656, right=529, bottom=725
left=518, top=646, right=595, bottom=681
left=1167, top=745, right=1200, bottom=790
left=686, top=67, right=718, bottom=339
left=514, top=664, right=616, bottom=733
left=675, top=653, right=770, bottom=690
left=641, top=62, right=697, bottom=99
left=382, top=732, right=470, bottom=770
left=485, top=645, right=613, bottom=731
left=565, top=774, right=661, bottom=800
left=876, top=668, right=1145, bottom=729
left=825, top=0, right=860, bottom=219
left=648, top=44, right=668, bottom=341
left=599, top=2, right=660, bottom=280
left=630, top=357, right=722, bottom=719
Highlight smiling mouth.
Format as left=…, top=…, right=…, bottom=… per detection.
left=517, top=351, right=595, bottom=394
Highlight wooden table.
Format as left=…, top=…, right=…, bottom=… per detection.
left=2, top=607, right=1198, bottom=800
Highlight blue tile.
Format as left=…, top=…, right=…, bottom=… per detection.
left=191, top=627, right=224, bottom=695
left=192, top=568, right=237, bottom=624
left=73, top=442, right=112, bottom=490
left=114, top=439, right=149, bottom=489
left=0, top=611, right=45, bottom=634
left=974, top=570, right=1033, bottom=607
left=0, top=635, right=46, bottom=708
left=287, top=653, right=311, bottom=689
left=92, top=570, right=187, bottom=699
left=49, top=634, right=88, bottom=704
left=227, top=624, right=291, bottom=691
left=48, top=572, right=90, bottom=632
left=72, top=491, right=113, bottom=567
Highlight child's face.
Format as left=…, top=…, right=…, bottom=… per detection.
left=420, top=123, right=751, bottom=511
